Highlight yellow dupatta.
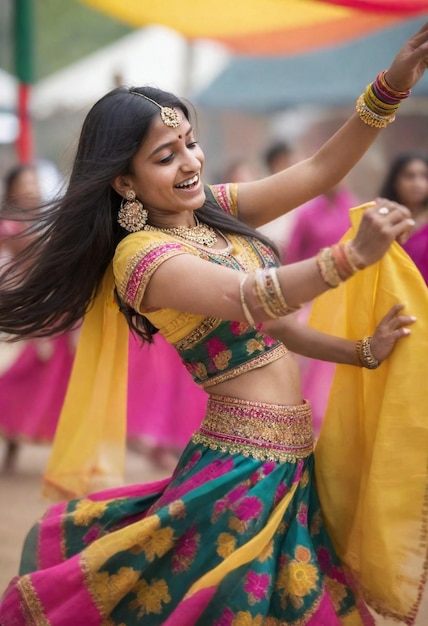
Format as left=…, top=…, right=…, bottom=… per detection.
left=310, top=204, right=428, bottom=622
left=43, top=266, right=129, bottom=500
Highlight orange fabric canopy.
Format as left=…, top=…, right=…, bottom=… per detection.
left=323, top=0, right=428, bottom=10
left=79, top=0, right=427, bottom=54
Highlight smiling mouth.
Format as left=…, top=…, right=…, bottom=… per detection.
left=175, top=174, right=199, bottom=189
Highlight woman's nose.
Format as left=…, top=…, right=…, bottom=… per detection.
left=181, top=148, right=202, bottom=171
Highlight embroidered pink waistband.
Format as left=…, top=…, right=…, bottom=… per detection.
left=191, top=394, right=314, bottom=463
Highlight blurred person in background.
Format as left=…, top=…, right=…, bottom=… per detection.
left=284, top=183, right=359, bottom=433
left=127, top=331, right=208, bottom=471
left=379, top=153, right=428, bottom=285
left=0, top=164, right=76, bottom=472
left=210, top=157, right=258, bottom=185
left=257, top=140, right=302, bottom=256
left=222, top=157, right=258, bottom=183
left=263, top=139, right=302, bottom=174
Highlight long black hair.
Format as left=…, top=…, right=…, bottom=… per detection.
left=0, top=86, right=277, bottom=342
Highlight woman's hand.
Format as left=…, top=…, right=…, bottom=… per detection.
left=347, top=199, right=415, bottom=268
left=370, top=304, right=416, bottom=364
left=385, top=22, right=428, bottom=93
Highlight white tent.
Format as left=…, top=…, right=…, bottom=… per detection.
left=31, top=26, right=230, bottom=118
left=0, top=68, right=18, bottom=143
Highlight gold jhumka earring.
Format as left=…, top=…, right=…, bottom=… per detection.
left=117, top=190, right=148, bottom=232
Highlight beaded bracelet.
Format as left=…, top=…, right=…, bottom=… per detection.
left=355, top=336, right=380, bottom=369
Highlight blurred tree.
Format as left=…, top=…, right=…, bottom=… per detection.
left=0, top=0, right=133, bottom=81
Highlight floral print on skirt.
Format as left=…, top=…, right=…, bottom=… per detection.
left=0, top=396, right=374, bottom=625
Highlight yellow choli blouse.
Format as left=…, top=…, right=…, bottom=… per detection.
left=113, top=183, right=287, bottom=387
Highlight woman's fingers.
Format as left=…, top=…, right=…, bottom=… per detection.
left=381, top=303, right=405, bottom=322
left=409, top=21, right=428, bottom=50
left=351, top=198, right=416, bottom=267
left=385, top=22, right=428, bottom=90
left=373, top=198, right=412, bottom=222
left=390, top=316, right=416, bottom=334
left=380, top=306, right=416, bottom=336
left=362, top=200, right=415, bottom=248
left=370, top=304, right=416, bottom=362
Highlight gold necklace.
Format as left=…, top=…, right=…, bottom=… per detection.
left=144, top=214, right=218, bottom=247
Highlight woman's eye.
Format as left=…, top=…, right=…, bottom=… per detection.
left=187, top=141, right=199, bottom=149
left=159, top=154, right=174, bottom=164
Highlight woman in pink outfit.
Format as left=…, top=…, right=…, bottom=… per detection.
left=379, top=153, right=428, bottom=285
left=127, top=331, right=208, bottom=469
left=0, top=164, right=76, bottom=470
left=284, top=185, right=358, bottom=433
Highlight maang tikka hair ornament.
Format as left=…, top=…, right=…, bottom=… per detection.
left=117, top=190, right=148, bottom=232
left=130, top=90, right=181, bottom=128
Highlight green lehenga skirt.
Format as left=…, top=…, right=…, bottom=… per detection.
left=0, top=395, right=374, bottom=625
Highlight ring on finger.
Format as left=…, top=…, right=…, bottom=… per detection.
left=378, top=206, right=390, bottom=216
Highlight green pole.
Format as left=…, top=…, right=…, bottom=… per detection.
left=14, top=0, right=35, bottom=162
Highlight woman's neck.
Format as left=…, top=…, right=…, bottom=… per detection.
left=408, top=203, right=428, bottom=229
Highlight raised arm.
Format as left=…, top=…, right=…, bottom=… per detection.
left=236, top=23, right=428, bottom=228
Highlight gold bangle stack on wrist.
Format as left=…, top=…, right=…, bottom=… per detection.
left=254, top=268, right=300, bottom=319
left=239, top=267, right=301, bottom=325
left=355, top=336, right=380, bottom=369
left=316, top=241, right=363, bottom=288
left=356, top=70, right=410, bottom=129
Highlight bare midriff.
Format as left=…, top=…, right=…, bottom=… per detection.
left=208, top=351, right=303, bottom=406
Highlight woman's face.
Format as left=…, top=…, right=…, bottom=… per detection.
left=395, top=159, right=428, bottom=208
left=1, top=168, right=41, bottom=252
left=7, top=168, right=41, bottom=211
left=125, top=110, right=205, bottom=226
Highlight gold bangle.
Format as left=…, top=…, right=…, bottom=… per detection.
left=330, top=243, right=355, bottom=280
left=254, top=269, right=278, bottom=319
left=356, top=93, right=397, bottom=129
left=365, top=89, right=400, bottom=114
left=253, top=268, right=301, bottom=319
left=355, top=336, right=380, bottom=369
left=379, top=70, right=411, bottom=99
left=239, top=274, right=256, bottom=327
left=316, top=247, right=342, bottom=288
left=268, top=268, right=300, bottom=315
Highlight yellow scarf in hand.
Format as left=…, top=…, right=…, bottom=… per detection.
left=43, top=266, right=129, bottom=500
left=310, top=204, right=428, bottom=623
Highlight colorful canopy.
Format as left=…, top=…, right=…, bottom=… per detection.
left=80, top=0, right=428, bottom=55
left=194, top=16, right=428, bottom=112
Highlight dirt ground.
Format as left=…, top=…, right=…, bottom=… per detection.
left=0, top=440, right=426, bottom=625
left=0, top=440, right=168, bottom=594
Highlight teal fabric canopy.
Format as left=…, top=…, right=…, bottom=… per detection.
left=194, top=16, right=428, bottom=113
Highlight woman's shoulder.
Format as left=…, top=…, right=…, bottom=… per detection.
left=114, top=230, right=194, bottom=274
left=113, top=231, right=195, bottom=310
left=205, top=183, right=238, bottom=217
